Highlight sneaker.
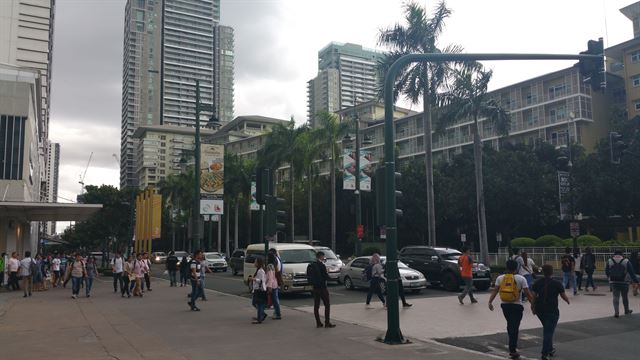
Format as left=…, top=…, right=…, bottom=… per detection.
left=191, top=307, right=200, bottom=312
left=325, top=323, right=336, bottom=328
left=402, top=303, right=413, bottom=308
left=272, top=316, right=282, bottom=320
left=470, top=298, right=478, bottom=304
left=625, top=309, right=633, bottom=315
left=316, top=323, right=324, bottom=328
left=549, top=348, right=556, bottom=357
left=509, top=351, right=520, bottom=359
left=614, top=313, right=620, bottom=318
left=86, top=294, right=90, bottom=298
left=458, top=295, right=464, bottom=305
left=72, top=295, right=77, bottom=299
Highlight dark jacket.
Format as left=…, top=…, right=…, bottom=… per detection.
left=582, top=253, right=596, bottom=271
left=166, top=255, right=178, bottom=271
left=307, top=260, right=329, bottom=289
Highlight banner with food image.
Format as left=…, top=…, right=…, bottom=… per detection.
left=200, top=144, right=224, bottom=197
left=343, top=148, right=372, bottom=191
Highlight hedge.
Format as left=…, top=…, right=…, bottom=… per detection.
left=511, top=237, right=536, bottom=248
left=577, top=235, right=602, bottom=247
left=535, top=235, right=563, bottom=247
left=361, top=246, right=382, bottom=256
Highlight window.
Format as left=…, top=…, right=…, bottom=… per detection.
left=635, top=100, right=640, bottom=111
left=160, top=135, right=166, bottom=140
left=0, top=115, right=26, bottom=180
left=632, top=75, right=640, bottom=87
left=548, top=84, right=566, bottom=99
left=632, top=50, right=640, bottom=63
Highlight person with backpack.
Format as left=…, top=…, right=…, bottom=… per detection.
left=365, top=253, right=386, bottom=309
left=166, top=251, right=179, bottom=287
left=19, top=251, right=35, bottom=297
left=111, top=252, right=125, bottom=294
left=488, top=259, right=535, bottom=359
left=458, top=246, right=477, bottom=305
left=531, top=264, right=570, bottom=360
left=630, top=250, right=640, bottom=296
left=307, top=251, right=335, bottom=328
left=573, top=249, right=583, bottom=291
left=582, top=247, right=597, bottom=291
left=560, top=247, right=577, bottom=296
left=122, top=255, right=133, bottom=298
left=70, top=253, right=87, bottom=299
left=606, top=250, right=639, bottom=317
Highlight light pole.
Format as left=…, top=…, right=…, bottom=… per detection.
left=343, top=117, right=372, bottom=256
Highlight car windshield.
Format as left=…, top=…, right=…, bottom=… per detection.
left=438, top=251, right=461, bottom=261
left=318, top=249, right=338, bottom=260
left=155, top=252, right=165, bottom=256
left=206, top=254, right=222, bottom=260
left=174, top=252, right=188, bottom=257
left=280, top=249, right=317, bottom=264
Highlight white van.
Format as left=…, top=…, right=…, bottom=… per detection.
left=243, top=243, right=317, bottom=294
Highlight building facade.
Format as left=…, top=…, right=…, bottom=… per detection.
left=44, top=141, right=59, bottom=234
left=120, top=0, right=235, bottom=188
left=307, top=42, right=385, bottom=126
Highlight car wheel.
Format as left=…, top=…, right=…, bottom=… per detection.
left=443, top=272, right=460, bottom=292
left=344, top=276, right=354, bottom=290
left=475, top=282, right=490, bottom=291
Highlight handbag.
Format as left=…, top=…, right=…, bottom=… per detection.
left=253, top=289, right=268, bottom=304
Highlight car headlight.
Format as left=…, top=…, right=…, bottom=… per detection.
left=417, top=273, right=425, bottom=280
left=283, top=272, right=293, bottom=280
left=155, top=257, right=160, bottom=261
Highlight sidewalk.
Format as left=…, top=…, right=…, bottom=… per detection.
left=0, top=277, right=497, bottom=360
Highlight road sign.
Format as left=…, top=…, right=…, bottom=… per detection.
left=570, top=222, right=580, bottom=237
left=211, top=215, right=220, bottom=222
left=461, top=233, right=466, bottom=243
left=496, top=233, right=502, bottom=245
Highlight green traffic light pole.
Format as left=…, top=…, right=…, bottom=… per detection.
left=355, top=118, right=362, bottom=257
left=382, top=52, right=602, bottom=344
left=192, top=80, right=202, bottom=252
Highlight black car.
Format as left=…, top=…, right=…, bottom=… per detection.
left=229, top=249, right=245, bottom=275
left=399, top=246, right=491, bottom=292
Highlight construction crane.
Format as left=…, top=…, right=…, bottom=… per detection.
left=79, top=152, right=94, bottom=194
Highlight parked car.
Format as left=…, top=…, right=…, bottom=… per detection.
left=229, top=249, right=245, bottom=275
left=244, top=243, right=317, bottom=294
left=398, top=246, right=491, bottom=292
left=174, top=251, right=191, bottom=267
left=204, top=252, right=228, bottom=272
left=340, top=256, right=427, bottom=293
left=313, top=246, right=343, bottom=282
left=150, top=252, right=167, bottom=264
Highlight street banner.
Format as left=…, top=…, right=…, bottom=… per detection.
left=250, top=181, right=259, bottom=210
left=343, top=149, right=373, bottom=191
left=151, top=194, right=162, bottom=239
left=201, top=199, right=224, bottom=215
left=557, top=171, right=570, bottom=221
left=200, top=144, right=224, bottom=198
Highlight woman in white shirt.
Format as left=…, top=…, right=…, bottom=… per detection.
left=251, top=257, right=267, bottom=324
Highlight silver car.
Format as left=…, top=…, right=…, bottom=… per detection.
left=340, top=256, right=427, bottom=293
left=314, top=246, right=343, bottom=282
left=204, top=252, right=228, bottom=272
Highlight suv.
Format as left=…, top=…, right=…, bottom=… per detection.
left=399, top=246, right=491, bottom=292
left=229, top=249, right=245, bottom=275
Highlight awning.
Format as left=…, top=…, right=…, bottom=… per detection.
left=0, top=201, right=103, bottom=221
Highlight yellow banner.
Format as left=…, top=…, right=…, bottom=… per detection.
left=151, top=193, right=162, bottom=239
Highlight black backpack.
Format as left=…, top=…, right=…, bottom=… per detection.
left=361, top=264, right=373, bottom=282
left=609, top=258, right=628, bottom=282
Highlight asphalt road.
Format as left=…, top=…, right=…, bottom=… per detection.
left=149, top=264, right=481, bottom=307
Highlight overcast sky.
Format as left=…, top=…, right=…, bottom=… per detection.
left=49, top=0, right=634, bottom=225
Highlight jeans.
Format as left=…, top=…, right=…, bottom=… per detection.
left=562, top=271, right=577, bottom=293
left=612, top=283, right=630, bottom=315
left=536, top=311, right=559, bottom=356
left=52, top=270, right=60, bottom=287
left=271, top=288, right=281, bottom=317
left=501, top=303, right=524, bottom=353
left=113, top=272, right=123, bottom=292
left=585, top=269, right=596, bottom=289
left=9, top=272, right=19, bottom=290
left=366, top=278, right=385, bottom=305
left=144, top=272, right=151, bottom=290
left=21, top=275, right=32, bottom=296
left=169, top=270, right=177, bottom=286
left=122, top=276, right=131, bottom=296
left=200, top=277, right=206, bottom=300
left=180, top=271, right=188, bottom=285
left=71, top=276, right=82, bottom=295
left=459, top=277, right=475, bottom=301
left=189, top=279, right=202, bottom=308
left=129, top=277, right=136, bottom=293
left=85, top=277, right=94, bottom=296
left=575, top=271, right=583, bottom=289
left=0, top=271, right=4, bottom=287
left=256, top=301, right=266, bottom=322
left=313, top=287, right=331, bottom=325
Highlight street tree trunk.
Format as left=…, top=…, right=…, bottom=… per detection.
left=423, top=75, right=436, bottom=247
left=472, top=114, right=489, bottom=266
left=233, top=200, right=239, bottom=251
left=331, top=150, right=336, bottom=251
left=225, top=202, right=230, bottom=255
left=289, top=168, right=295, bottom=241
left=308, top=176, right=313, bottom=242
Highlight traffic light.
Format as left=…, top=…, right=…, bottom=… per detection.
left=255, top=167, right=272, bottom=205
left=579, top=38, right=605, bottom=91
left=375, top=165, right=402, bottom=226
left=610, top=131, right=627, bottom=164
left=265, top=194, right=287, bottom=237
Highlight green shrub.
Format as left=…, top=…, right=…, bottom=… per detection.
left=511, top=237, right=536, bottom=248
left=577, top=235, right=602, bottom=247
left=535, top=235, right=563, bottom=247
left=553, top=239, right=566, bottom=247
left=361, top=246, right=382, bottom=256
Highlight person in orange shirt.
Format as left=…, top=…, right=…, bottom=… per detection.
left=458, top=246, right=477, bottom=304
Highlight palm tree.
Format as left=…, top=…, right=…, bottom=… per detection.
left=438, top=64, right=510, bottom=265
left=295, top=126, right=323, bottom=241
left=378, top=0, right=461, bottom=246
left=158, top=171, right=195, bottom=251
left=314, top=111, right=350, bottom=251
left=258, top=118, right=304, bottom=240
left=224, top=153, right=254, bottom=251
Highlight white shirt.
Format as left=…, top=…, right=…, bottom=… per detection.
left=8, top=258, right=20, bottom=272
left=518, top=258, right=536, bottom=276
left=19, top=257, right=33, bottom=277
left=495, top=273, right=528, bottom=304
left=252, top=268, right=266, bottom=291
left=111, top=257, right=124, bottom=273
left=574, top=254, right=582, bottom=271
left=51, top=258, right=61, bottom=271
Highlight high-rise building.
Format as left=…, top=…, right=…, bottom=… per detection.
left=307, top=42, right=385, bottom=125
left=44, top=141, right=60, bottom=234
left=120, top=0, right=234, bottom=189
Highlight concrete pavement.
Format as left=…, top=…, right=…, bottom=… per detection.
left=0, top=277, right=497, bottom=360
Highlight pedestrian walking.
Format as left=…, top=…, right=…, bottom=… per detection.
left=582, top=247, right=597, bottom=291
left=179, top=256, right=189, bottom=287
left=488, top=259, right=535, bottom=359
left=51, top=254, right=61, bottom=287
left=32, top=254, right=44, bottom=292
left=0, top=252, right=5, bottom=289
left=111, top=252, right=125, bottom=294
left=7, top=252, right=20, bottom=290
left=188, top=250, right=204, bottom=311
left=166, top=251, right=179, bottom=287
left=70, top=253, right=86, bottom=299
left=268, top=248, right=284, bottom=318
left=365, top=253, right=386, bottom=308
left=132, top=253, right=148, bottom=297
left=266, top=253, right=282, bottom=319
left=85, top=256, right=98, bottom=297
left=250, top=256, right=267, bottom=323
left=531, top=264, right=570, bottom=360
left=122, top=255, right=133, bottom=298
left=605, top=250, right=639, bottom=318
left=143, top=252, right=152, bottom=291
left=574, top=249, right=583, bottom=291
left=198, top=255, right=212, bottom=301
left=19, top=251, right=35, bottom=297
left=307, top=251, right=335, bottom=328
left=458, top=246, right=477, bottom=305
left=561, top=247, right=577, bottom=295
